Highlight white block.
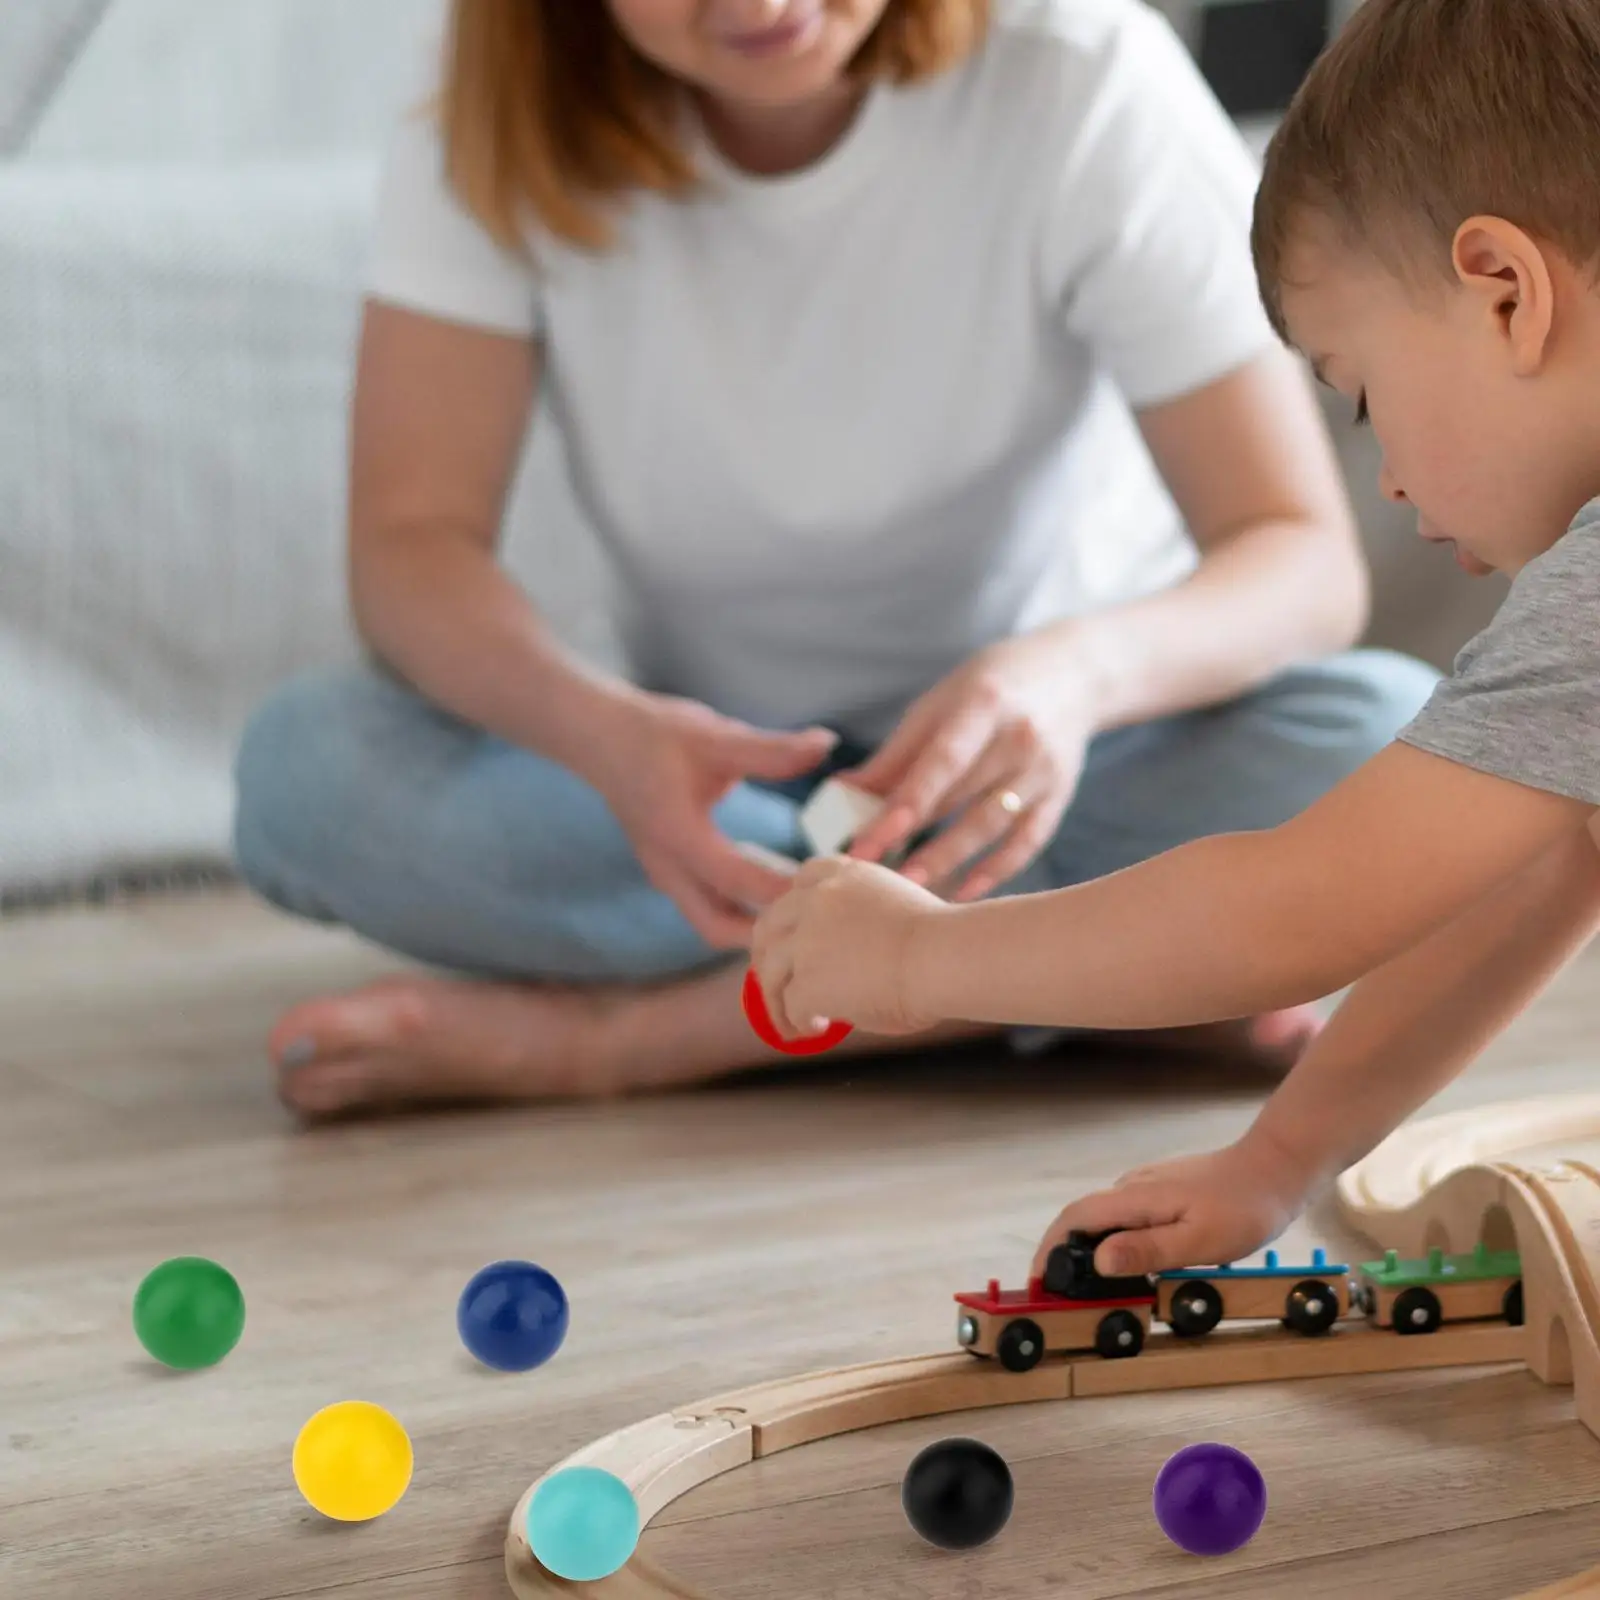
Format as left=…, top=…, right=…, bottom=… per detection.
left=799, top=778, right=886, bottom=857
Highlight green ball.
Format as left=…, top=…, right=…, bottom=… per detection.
left=133, top=1257, right=245, bottom=1369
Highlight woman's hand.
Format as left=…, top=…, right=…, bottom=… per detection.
left=1029, top=1136, right=1313, bottom=1281
left=588, top=692, right=838, bottom=949
left=842, top=634, right=1098, bottom=900
left=751, top=856, right=949, bottom=1037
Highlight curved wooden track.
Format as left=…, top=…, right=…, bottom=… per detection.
left=506, top=1096, right=1600, bottom=1600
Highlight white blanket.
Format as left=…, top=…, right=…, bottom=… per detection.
left=1, top=0, right=614, bottom=898
left=0, top=1, right=110, bottom=153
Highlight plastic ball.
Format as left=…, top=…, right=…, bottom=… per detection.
left=1153, top=1442, right=1267, bottom=1555
left=527, top=1466, right=641, bottom=1581
left=741, top=967, right=852, bottom=1055
left=293, top=1401, right=413, bottom=1522
left=132, top=1256, right=245, bottom=1369
left=901, top=1437, right=1014, bottom=1550
left=457, top=1260, right=569, bottom=1372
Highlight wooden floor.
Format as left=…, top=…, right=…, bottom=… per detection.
left=3, top=887, right=1599, bottom=1600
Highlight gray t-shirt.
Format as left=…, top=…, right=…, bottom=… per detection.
left=1398, top=497, right=1600, bottom=806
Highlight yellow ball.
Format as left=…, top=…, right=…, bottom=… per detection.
left=293, top=1401, right=413, bottom=1521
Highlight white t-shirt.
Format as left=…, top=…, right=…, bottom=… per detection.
left=367, top=0, right=1276, bottom=743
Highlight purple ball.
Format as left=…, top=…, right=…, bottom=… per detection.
left=1152, top=1443, right=1266, bottom=1556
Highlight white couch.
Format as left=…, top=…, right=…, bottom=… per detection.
left=0, top=0, right=1503, bottom=902
left=0, top=0, right=617, bottom=901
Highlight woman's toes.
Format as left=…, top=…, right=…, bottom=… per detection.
left=277, top=1037, right=317, bottom=1070
left=281, top=1064, right=370, bottom=1116
left=269, top=980, right=429, bottom=1071
left=266, top=974, right=626, bottom=1119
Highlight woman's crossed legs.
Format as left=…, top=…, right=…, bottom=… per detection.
left=233, top=649, right=1438, bottom=1116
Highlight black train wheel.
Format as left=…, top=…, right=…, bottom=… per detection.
left=1095, top=1309, right=1145, bottom=1359
left=1503, top=1282, right=1525, bottom=1326
left=997, top=1319, right=1045, bottom=1372
left=1167, top=1281, right=1224, bottom=1337
left=1283, top=1278, right=1341, bottom=1336
left=1391, top=1286, right=1443, bottom=1334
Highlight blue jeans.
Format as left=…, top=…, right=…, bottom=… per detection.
left=232, top=650, right=1438, bottom=984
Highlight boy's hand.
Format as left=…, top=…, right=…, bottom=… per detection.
left=1029, top=1137, right=1313, bottom=1280
left=750, top=857, right=947, bottom=1038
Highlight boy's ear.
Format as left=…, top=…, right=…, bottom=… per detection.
left=1451, top=215, right=1555, bottom=376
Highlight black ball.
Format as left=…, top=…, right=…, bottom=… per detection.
left=901, top=1437, right=1014, bottom=1550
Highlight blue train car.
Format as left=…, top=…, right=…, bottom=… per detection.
left=1155, top=1247, right=1352, bottom=1336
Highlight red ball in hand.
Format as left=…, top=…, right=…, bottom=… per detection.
left=741, top=968, right=852, bottom=1056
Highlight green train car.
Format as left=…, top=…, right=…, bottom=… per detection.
left=1352, top=1242, right=1524, bottom=1333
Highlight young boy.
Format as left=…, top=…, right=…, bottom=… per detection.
left=751, top=0, right=1600, bottom=1283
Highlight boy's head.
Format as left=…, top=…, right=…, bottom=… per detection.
left=1253, top=0, right=1600, bottom=575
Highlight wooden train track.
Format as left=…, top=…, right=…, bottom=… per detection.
left=506, top=1096, right=1600, bottom=1600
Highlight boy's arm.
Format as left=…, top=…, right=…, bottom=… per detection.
left=1039, top=819, right=1600, bottom=1276
left=1243, top=817, right=1600, bottom=1187
left=907, top=741, right=1591, bottom=1030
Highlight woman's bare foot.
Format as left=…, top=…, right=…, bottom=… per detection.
left=267, top=967, right=1315, bottom=1121
left=269, top=959, right=997, bottom=1120
left=269, top=975, right=642, bottom=1118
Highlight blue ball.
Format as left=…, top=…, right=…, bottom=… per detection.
left=457, top=1260, right=569, bottom=1372
left=527, top=1466, right=640, bottom=1581
left=1153, top=1442, right=1267, bottom=1556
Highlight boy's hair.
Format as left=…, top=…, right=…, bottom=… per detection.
left=435, top=0, right=989, bottom=253
left=1252, top=0, right=1600, bottom=341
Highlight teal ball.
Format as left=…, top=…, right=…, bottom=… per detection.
left=527, top=1466, right=640, bottom=1581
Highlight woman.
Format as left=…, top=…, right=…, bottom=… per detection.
left=233, top=0, right=1437, bottom=1117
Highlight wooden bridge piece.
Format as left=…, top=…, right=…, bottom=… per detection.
left=1337, top=1094, right=1600, bottom=1439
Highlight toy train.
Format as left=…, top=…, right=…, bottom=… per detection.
left=955, top=1231, right=1524, bottom=1371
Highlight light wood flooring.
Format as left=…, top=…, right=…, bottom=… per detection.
left=2, top=887, right=1599, bottom=1599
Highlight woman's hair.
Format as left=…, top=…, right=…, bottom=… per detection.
left=434, top=0, right=990, bottom=253
left=1252, top=0, right=1600, bottom=342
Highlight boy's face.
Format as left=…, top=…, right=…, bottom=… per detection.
left=1278, top=221, right=1583, bottom=577
left=607, top=0, right=892, bottom=106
